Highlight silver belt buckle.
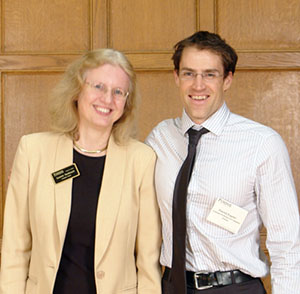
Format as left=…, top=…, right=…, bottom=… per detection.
left=194, top=271, right=213, bottom=290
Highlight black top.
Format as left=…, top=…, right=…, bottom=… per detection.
left=53, top=149, right=106, bottom=294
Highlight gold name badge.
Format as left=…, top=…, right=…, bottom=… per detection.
left=52, top=163, right=80, bottom=184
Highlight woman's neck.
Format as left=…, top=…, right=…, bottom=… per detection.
left=74, top=126, right=111, bottom=157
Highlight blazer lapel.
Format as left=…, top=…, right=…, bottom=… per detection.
left=94, top=134, right=126, bottom=264
left=53, top=134, right=74, bottom=248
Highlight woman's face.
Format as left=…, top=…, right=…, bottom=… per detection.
left=77, top=63, right=130, bottom=134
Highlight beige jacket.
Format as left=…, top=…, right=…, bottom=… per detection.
left=0, top=132, right=162, bottom=294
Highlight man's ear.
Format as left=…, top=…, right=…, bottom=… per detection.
left=223, top=71, right=233, bottom=92
left=174, top=70, right=180, bottom=87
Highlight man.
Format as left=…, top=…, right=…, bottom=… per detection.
left=146, top=31, right=300, bottom=294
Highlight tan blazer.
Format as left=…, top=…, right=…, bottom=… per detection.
left=0, top=132, right=162, bottom=294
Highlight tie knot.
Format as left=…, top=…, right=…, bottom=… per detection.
left=188, top=127, right=209, bottom=146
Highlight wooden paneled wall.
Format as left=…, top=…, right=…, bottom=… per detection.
left=1, top=1, right=300, bottom=292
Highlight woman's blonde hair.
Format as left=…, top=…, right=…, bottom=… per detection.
left=49, top=48, right=138, bottom=144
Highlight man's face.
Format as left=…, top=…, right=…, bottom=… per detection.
left=174, top=47, right=233, bottom=124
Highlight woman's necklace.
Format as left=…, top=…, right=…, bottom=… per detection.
left=73, top=141, right=107, bottom=154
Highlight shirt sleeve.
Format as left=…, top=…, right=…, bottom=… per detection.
left=0, top=136, right=31, bottom=293
left=255, top=133, right=300, bottom=294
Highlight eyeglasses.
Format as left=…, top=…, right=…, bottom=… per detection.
left=179, top=70, right=223, bottom=82
left=85, top=81, right=129, bottom=100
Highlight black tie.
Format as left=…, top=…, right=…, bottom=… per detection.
left=171, top=127, right=209, bottom=294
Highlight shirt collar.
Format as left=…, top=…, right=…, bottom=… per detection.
left=180, top=103, right=230, bottom=136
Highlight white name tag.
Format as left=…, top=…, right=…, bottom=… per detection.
left=207, top=198, right=248, bottom=234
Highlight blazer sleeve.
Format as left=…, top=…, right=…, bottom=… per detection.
left=135, top=151, right=162, bottom=294
left=0, top=136, right=31, bottom=293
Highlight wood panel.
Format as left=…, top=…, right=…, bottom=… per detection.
left=0, top=2, right=2, bottom=50
left=0, top=50, right=300, bottom=80
left=199, top=0, right=215, bottom=32
left=1, top=51, right=300, bottom=72
left=109, top=0, right=197, bottom=51
left=137, top=71, right=181, bottom=140
left=217, top=0, right=300, bottom=51
left=3, top=0, right=90, bottom=53
left=0, top=73, right=2, bottom=237
left=92, top=0, right=109, bottom=48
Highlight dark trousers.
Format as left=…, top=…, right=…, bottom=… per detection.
left=162, top=273, right=266, bottom=294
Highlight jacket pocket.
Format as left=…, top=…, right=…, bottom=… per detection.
left=118, top=283, right=137, bottom=293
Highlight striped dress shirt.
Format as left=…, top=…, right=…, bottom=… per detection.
left=145, top=103, right=300, bottom=294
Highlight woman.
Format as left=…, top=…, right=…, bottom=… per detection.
left=0, top=49, right=162, bottom=293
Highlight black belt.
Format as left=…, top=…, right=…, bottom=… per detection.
left=164, top=267, right=255, bottom=290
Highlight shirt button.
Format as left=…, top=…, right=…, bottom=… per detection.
left=97, top=271, right=105, bottom=279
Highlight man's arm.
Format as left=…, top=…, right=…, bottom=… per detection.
left=255, top=133, right=300, bottom=294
